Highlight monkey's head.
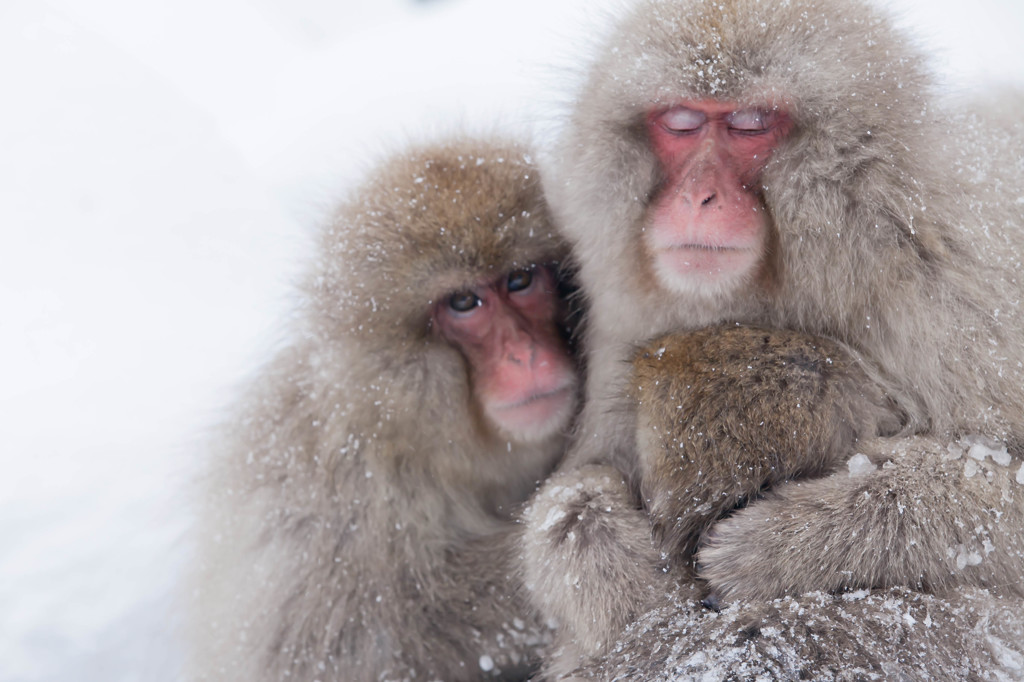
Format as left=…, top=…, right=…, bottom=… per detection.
left=550, top=0, right=938, bottom=331
left=311, top=140, right=580, bottom=447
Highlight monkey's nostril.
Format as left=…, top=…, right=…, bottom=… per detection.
left=701, top=192, right=716, bottom=206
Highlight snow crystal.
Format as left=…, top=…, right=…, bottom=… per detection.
left=954, top=545, right=983, bottom=570
left=841, top=589, right=871, bottom=601
left=684, top=651, right=707, bottom=667
left=479, top=655, right=494, bottom=672
left=1017, top=463, right=1024, bottom=485
left=964, top=458, right=979, bottom=478
left=987, top=635, right=1024, bottom=671
left=538, top=506, right=568, bottom=532
left=847, top=453, right=877, bottom=477
left=967, top=441, right=1011, bottom=466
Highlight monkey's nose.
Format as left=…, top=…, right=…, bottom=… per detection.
left=505, top=343, right=538, bottom=366
left=700, top=191, right=717, bottom=207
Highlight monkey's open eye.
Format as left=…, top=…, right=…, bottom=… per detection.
left=507, top=268, right=534, bottom=293
left=660, top=106, right=707, bottom=133
left=727, top=109, right=771, bottom=133
left=448, top=291, right=481, bottom=313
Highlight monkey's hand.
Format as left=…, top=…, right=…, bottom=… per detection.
left=521, top=465, right=671, bottom=658
left=697, top=435, right=1024, bottom=603
left=634, top=325, right=898, bottom=562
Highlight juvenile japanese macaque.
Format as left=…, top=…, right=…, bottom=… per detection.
left=633, top=325, right=902, bottom=563
left=188, top=139, right=580, bottom=682
left=522, top=0, right=1024, bottom=676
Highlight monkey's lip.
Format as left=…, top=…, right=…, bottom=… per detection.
left=484, top=381, right=576, bottom=443
left=655, top=243, right=759, bottom=277
left=488, top=383, right=576, bottom=437
left=494, top=384, right=575, bottom=412
left=659, top=242, right=751, bottom=253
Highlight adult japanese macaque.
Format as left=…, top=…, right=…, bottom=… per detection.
left=188, top=139, right=580, bottom=682
left=522, top=0, right=1024, bottom=676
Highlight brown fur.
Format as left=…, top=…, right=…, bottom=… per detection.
left=522, top=466, right=671, bottom=659
left=188, top=139, right=579, bottom=682
left=521, top=0, right=1024, bottom=677
left=701, top=434, right=1024, bottom=603
left=528, top=463, right=1024, bottom=681
left=633, top=325, right=902, bottom=562
left=566, top=582, right=1024, bottom=681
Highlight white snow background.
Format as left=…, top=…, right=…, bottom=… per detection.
left=1, top=0, right=1022, bottom=680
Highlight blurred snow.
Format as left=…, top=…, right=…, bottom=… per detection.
left=0, top=0, right=1021, bottom=680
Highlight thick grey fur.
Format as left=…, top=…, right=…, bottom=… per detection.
left=188, top=139, right=576, bottom=682
left=521, top=0, right=1024, bottom=678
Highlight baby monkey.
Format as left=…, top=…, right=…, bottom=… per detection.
left=632, top=325, right=904, bottom=571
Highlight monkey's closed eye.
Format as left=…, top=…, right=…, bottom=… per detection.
left=448, top=291, right=481, bottom=313
left=660, top=106, right=707, bottom=133
left=727, top=109, right=771, bottom=134
left=507, top=268, right=534, bottom=293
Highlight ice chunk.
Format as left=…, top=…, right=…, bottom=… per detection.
left=967, top=441, right=1010, bottom=466
left=847, top=453, right=877, bottom=477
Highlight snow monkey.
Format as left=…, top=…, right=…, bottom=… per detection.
left=189, top=139, right=581, bottom=682
left=522, top=0, right=1024, bottom=677
left=632, top=325, right=902, bottom=563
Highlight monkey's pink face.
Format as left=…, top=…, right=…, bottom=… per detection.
left=644, top=101, right=791, bottom=297
left=434, top=265, right=578, bottom=443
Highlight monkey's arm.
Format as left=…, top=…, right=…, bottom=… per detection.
left=634, top=325, right=901, bottom=561
left=698, top=434, right=1024, bottom=602
left=433, top=527, right=558, bottom=681
left=520, top=465, right=672, bottom=676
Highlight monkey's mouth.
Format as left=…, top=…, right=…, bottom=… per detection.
left=488, top=383, right=577, bottom=441
left=659, top=242, right=757, bottom=256
left=662, top=242, right=750, bottom=253
left=499, top=385, right=574, bottom=410
left=654, top=243, right=760, bottom=282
